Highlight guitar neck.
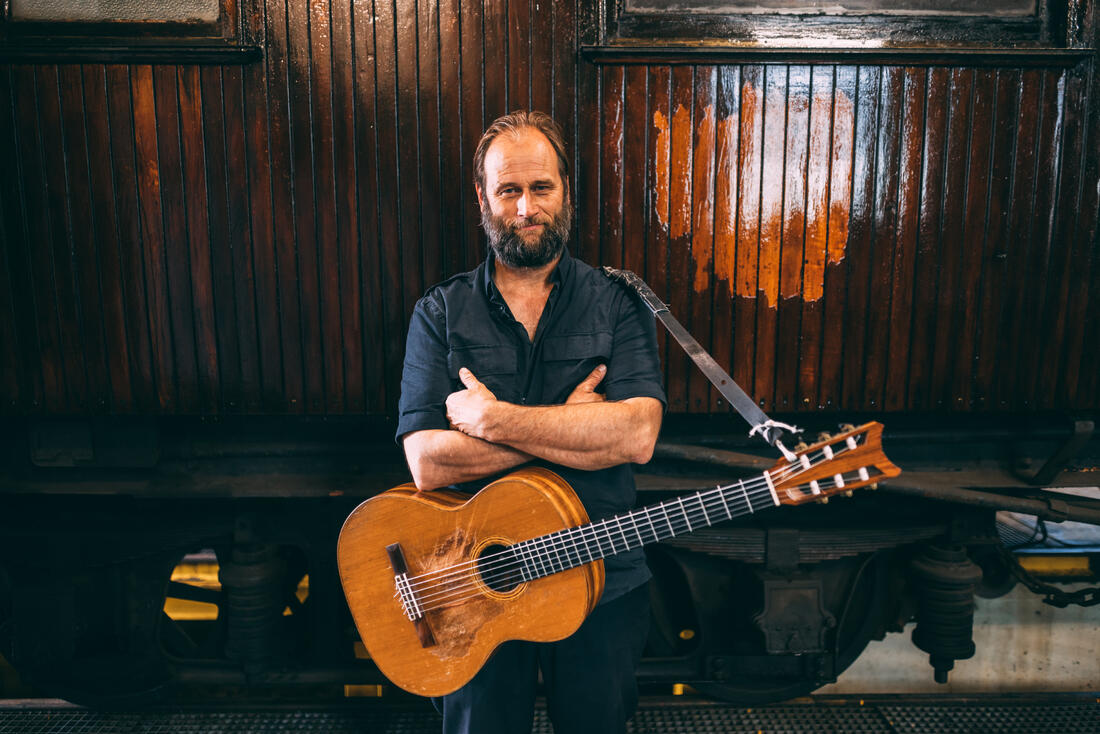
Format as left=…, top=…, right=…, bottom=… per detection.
left=505, top=421, right=899, bottom=585
left=508, top=473, right=780, bottom=583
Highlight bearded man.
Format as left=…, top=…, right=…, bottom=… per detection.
left=395, top=110, right=665, bottom=734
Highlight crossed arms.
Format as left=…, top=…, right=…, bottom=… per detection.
left=402, top=365, right=663, bottom=491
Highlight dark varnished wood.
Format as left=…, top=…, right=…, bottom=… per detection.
left=0, top=0, right=1097, bottom=419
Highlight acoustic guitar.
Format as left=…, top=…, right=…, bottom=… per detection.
left=337, top=421, right=900, bottom=697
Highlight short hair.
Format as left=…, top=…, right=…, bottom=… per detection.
left=473, top=110, right=570, bottom=193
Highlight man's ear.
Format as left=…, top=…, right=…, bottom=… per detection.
left=475, top=184, right=485, bottom=208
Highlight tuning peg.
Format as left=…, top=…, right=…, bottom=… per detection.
left=819, top=497, right=829, bottom=504
left=839, top=423, right=855, bottom=433
left=844, top=490, right=853, bottom=498
left=794, top=441, right=809, bottom=451
left=870, top=483, right=878, bottom=491
left=817, top=432, right=832, bottom=443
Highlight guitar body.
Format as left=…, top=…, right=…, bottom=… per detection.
left=337, top=467, right=605, bottom=697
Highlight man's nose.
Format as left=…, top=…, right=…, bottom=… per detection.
left=516, top=190, right=535, bottom=218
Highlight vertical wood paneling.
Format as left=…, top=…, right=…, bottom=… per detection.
left=796, top=65, right=832, bottom=411
left=689, top=66, right=716, bottom=412
left=862, top=66, right=903, bottom=412
left=287, top=0, right=325, bottom=413
left=776, top=65, right=809, bottom=411
left=308, top=0, right=346, bottom=414
left=666, top=66, right=694, bottom=413
left=840, top=66, right=879, bottom=411
left=883, top=67, right=925, bottom=412
left=59, top=65, right=111, bottom=412
left=1016, top=70, right=1062, bottom=408
left=646, top=66, right=672, bottom=394
left=82, top=65, right=134, bottom=412
left=734, top=65, right=763, bottom=406
left=352, top=0, right=389, bottom=412
left=819, top=65, right=856, bottom=411
left=153, top=65, right=200, bottom=410
left=38, top=65, right=88, bottom=410
left=0, top=68, right=27, bottom=410
left=711, top=65, right=738, bottom=412
left=179, top=66, right=220, bottom=414
left=131, top=64, right=176, bottom=410
left=600, top=65, right=624, bottom=269
left=332, top=0, right=363, bottom=413
left=241, top=1, right=283, bottom=411
left=971, top=70, right=1020, bottom=410
left=1, top=0, right=1097, bottom=418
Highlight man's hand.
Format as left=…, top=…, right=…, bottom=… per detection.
left=565, top=364, right=607, bottom=404
left=445, top=367, right=498, bottom=439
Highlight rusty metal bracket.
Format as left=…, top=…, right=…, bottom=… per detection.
left=1017, top=419, right=1094, bottom=487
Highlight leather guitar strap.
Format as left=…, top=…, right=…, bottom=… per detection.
left=603, top=266, right=800, bottom=457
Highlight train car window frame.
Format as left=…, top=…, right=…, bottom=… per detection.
left=588, top=0, right=1074, bottom=50
left=0, top=0, right=261, bottom=64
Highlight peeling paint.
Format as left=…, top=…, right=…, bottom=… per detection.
left=653, top=109, right=670, bottom=231
left=670, top=103, right=693, bottom=240
left=653, top=81, right=855, bottom=307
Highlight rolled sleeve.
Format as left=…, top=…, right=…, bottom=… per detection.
left=395, top=296, right=454, bottom=443
left=603, top=290, right=667, bottom=407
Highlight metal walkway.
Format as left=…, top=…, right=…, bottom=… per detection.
left=1, top=696, right=1097, bottom=734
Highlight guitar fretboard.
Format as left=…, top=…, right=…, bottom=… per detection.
left=507, top=475, right=779, bottom=583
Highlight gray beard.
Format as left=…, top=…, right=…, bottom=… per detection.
left=481, top=198, right=572, bottom=269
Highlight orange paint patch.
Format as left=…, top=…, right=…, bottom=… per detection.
left=669, top=103, right=693, bottom=240
left=652, top=110, right=670, bottom=231
left=654, top=81, right=854, bottom=306
left=692, top=105, right=717, bottom=293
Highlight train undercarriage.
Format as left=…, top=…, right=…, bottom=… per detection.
left=0, top=413, right=1096, bottom=707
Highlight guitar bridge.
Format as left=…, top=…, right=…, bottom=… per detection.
left=386, top=543, right=437, bottom=649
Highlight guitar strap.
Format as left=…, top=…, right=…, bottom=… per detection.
left=603, top=266, right=800, bottom=459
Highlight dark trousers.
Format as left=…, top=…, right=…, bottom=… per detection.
left=433, top=582, right=650, bottom=734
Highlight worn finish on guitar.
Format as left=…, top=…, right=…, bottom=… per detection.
left=337, top=467, right=604, bottom=697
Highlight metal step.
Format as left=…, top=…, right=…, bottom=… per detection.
left=1, top=695, right=1097, bottom=733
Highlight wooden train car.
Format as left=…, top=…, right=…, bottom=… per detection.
left=0, top=0, right=1097, bottom=706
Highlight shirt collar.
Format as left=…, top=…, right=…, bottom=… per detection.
left=481, top=248, right=574, bottom=305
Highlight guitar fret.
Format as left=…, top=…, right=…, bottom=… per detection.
left=739, top=479, right=754, bottom=513
left=631, top=512, right=647, bottom=547
left=696, top=494, right=712, bottom=526
left=515, top=540, right=533, bottom=582
left=718, top=486, right=732, bottom=520
left=677, top=496, right=694, bottom=533
left=615, top=515, right=633, bottom=552
left=660, top=503, right=676, bottom=538
left=645, top=507, right=660, bottom=542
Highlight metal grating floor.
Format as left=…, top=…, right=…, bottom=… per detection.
left=0, top=697, right=1097, bottom=733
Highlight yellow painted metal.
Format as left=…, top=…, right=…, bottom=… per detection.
left=1017, top=555, right=1093, bottom=578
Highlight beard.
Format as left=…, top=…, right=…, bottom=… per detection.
left=481, top=196, right=572, bottom=269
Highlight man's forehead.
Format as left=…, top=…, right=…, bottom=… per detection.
left=484, top=129, right=560, bottom=183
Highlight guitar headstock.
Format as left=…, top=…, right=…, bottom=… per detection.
left=770, top=422, right=900, bottom=506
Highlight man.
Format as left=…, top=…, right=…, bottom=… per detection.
left=395, top=110, right=666, bottom=734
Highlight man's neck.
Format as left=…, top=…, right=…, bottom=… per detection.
left=492, top=254, right=562, bottom=295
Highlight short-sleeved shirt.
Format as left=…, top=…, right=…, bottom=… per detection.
left=396, top=250, right=666, bottom=604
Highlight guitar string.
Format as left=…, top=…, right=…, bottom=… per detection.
left=400, top=456, right=806, bottom=596
left=395, top=469, right=791, bottom=614
left=400, top=441, right=861, bottom=613
left=398, top=443, right=857, bottom=609
left=399, top=445, right=862, bottom=613
left=411, top=471, right=865, bottom=615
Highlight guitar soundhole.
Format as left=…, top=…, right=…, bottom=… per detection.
left=477, top=544, right=524, bottom=593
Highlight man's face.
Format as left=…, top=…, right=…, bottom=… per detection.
left=478, top=129, right=572, bottom=269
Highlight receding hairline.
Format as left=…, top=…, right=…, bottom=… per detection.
left=473, top=110, right=571, bottom=193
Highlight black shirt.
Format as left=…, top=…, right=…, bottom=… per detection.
left=395, top=250, right=666, bottom=603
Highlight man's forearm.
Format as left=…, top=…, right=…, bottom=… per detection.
left=473, top=397, right=662, bottom=471
left=402, top=428, right=531, bottom=491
